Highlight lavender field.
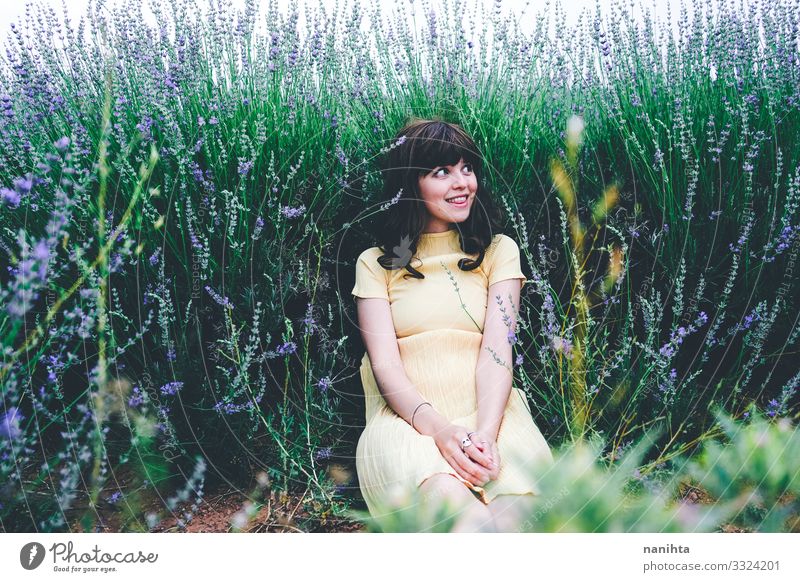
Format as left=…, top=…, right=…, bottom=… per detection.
left=1, top=0, right=799, bottom=533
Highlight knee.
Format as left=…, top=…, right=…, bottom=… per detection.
left=418, top=474, right=496, bottom=533
left=418, top=473, right=474, bottom=507
left=487, top=493, right=536, bottom=533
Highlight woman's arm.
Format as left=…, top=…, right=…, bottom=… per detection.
left=356, top=297, right=449, bottom=436
left=356, top=296, right=494, bottom=485
left=475, top=278, right=522, bottom=440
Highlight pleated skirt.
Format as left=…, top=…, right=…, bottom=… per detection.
left=355, top=328, right=554, bottom=517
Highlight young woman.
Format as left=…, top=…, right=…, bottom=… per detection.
left=351, top=118, right=553, bottom=532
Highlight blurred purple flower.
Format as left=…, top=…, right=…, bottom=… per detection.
left=1, top=188, right=20, bottom=207
left=766, top=398, right=780, bottom=418
left=13, top=175, right=33, bottom=195
left=0, top=406, right=24, bottom=440
left=54, top=136, right=70, bottom=152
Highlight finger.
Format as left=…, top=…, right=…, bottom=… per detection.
left=466, top=443, right=494, bottom=470
left=455, top=450, right=490, bottom=484
left=464, top=434, right=494, bottom=468
left=490, top=443, right=501, bottom=478
left=444, top=449, right=487, bottom=485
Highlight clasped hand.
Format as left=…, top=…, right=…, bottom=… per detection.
left=433, top=424, right=500, bottom=487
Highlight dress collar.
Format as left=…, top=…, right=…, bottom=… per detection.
left=416, top=228, right=462, bottom=257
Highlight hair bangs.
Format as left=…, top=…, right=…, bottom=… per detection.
left=410, top=123, right=482, bottom=177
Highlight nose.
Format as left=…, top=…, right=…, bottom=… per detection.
left=451, top=172, right=467, bottom=189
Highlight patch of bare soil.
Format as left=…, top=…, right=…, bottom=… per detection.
left=63, top=463, right=367, bottom=533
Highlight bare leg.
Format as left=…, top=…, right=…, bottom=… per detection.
left=418, top=473, right=497, bottom=533
left=486, top=493, right=537, bottom=532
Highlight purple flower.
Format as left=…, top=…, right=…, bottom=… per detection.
left=13, top=175, right=33, bottom=195
left=160, top=381, right=184, bottom=396
left=551, top=336, right=573, bottom=356
left=659, top=344, right=676, bottom=359
left=766, top=398, right=780, bottom=418
left=507, top=327, right=518, bottom=345
left=313, top=447, right=333, bottom=463
left=208, top=116, right=219, bottom=125
left=205, top=285, right=233, bottom=309
left=276, top=341, right=297, bottom=356
left=317, top=377, right=332, bottom=392
left=107, top=491, right=122, bottom=504
left=128, top=386, right=146, bottom=408
left=54, top=136, right=70, bottom=152
left=1, top=187, right=20, bottom=207
left=0, top=406, right=24, bottom=440
left=515, top=354, right=524, bottom=366
left=149, top=249, right=160, bottom=266
left=238, top=160, right=254, bottom=176
left=280, top=204, right=306, bottom=219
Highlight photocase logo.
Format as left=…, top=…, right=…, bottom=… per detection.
left=390, top=235, right=413, bottom=268
left=20, top=542, right=46, bottom=570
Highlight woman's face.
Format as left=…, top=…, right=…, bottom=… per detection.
left=417, top=158, right=478, bottom=233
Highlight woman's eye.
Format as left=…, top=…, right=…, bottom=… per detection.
left=434, top=164, right=472, bottom=177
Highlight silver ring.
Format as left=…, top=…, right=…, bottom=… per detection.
left=461, top=437, right=473, bottom=450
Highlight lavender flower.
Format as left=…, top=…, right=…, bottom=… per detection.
left=128, top=386, right=146, bottom=408
left=317, top=377, right=332, bottom=392
left=54, top=136, right=70, bottom=152
left=1, top=187, right=20, bottom=207
left=276, top=341, right=297, bottom=356
left=205, top=285, right=233, bottom=309
left=280, top=204, right=306, bottom=219
left=551, top=336, right=573, bottom=357
left=253, top=216, right=264, bottom=239
left=765, top=398, right=780, bottom=418
left=313, top=447, right=333, bottom=462
left=13, top=175, right=33, bottom=195
left=238, top=160, right=253, bottom=176
left=0, top=406, right=24, bottom=440
left=160, top=382, right=184, bottom=396
left=214, top=401, right=244, bottom=415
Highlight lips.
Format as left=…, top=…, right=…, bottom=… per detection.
left=445, top=194, right=469, bottom=205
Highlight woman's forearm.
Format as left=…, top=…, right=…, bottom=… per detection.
left=371, top=361, right=449, bottom=437
left=474, top=348, right=513, bottom=440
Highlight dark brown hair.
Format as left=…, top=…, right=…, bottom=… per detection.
left=374, top=116, right=504, bottom=279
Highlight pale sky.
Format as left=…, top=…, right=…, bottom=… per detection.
left=0, top=0, right=695, bottom=43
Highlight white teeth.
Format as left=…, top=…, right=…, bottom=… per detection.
left=447, top=196, right=467, bottom=203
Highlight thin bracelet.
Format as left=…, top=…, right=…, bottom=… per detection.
left=411, top=401, right=432, bottom=430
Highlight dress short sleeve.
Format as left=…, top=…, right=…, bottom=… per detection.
left=352, top=247, right=389, bottom=300
left=486, top=235, right=527, bottom=289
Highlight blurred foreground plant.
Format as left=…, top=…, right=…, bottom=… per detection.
left=678, top=406, right=800, bottom=532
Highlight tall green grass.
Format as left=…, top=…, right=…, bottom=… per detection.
left=0, top=0, right=797, bottom=531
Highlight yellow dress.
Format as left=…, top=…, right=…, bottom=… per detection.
left=351, top=228, right=553, bottom=516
